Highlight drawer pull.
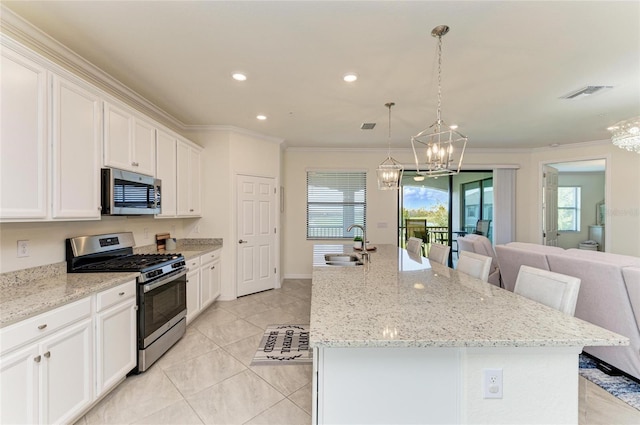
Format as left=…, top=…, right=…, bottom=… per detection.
left=119, top=292, right=125, bottom=296
left=211, top=266, right=215, bottom=270
left=44, top=351, right=50, bottom=358
left=37, top=324, right=47, bottom=330
left=34, top=355, right=41, bottom=363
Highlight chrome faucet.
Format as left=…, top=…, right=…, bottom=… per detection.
left=347, top=224, right=369, bottom=262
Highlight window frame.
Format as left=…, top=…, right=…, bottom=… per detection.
left=306, top=170, right=367, bottom=240
left=558, top=186, right=581, bottom=232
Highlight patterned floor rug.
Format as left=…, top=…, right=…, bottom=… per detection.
left=251, top=324, right=312, bottom=365
left=579, top=354, right=640, bottom=410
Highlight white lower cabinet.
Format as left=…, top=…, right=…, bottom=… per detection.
left=185, top=257, right=201, bottom=324
left=200, top=250, right=222, bottom=310
left=95, top=281, right=137, bottom=398
left=185, top=249, right=222, bottom=323
left=0, top=280, right=137, bottom=424
left=0, top=298, right=93, bottom=425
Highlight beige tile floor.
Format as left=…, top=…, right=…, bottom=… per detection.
left=75, top=279, right=313, bottom=425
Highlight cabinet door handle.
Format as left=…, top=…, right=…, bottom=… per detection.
left=211, top=266, right=215, bottom=270
left=119, top=292, right=125, bottom=296
left=34, top=355, right=41, bottom=363
left=132, top=161, right=139, bottom=167
left=37, top=324, right=47, bottom=330
left=189, top=209, right=194, bottom=212
left=43, top=351, right=50, bottom=358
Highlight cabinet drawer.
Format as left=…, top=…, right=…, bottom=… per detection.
left=201, top=249, right=221, bottom=264
left=96, top=280, right=136, bottom=312
left=0, top=297, right=91, bottom=355
left=186, top=257, right=200, bottom=270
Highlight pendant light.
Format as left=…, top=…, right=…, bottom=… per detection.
left=411, top=25, right=468, bottom=178
left=377, top=102, right=404, bottom=190
left=608, top=117, right=640, bottom=153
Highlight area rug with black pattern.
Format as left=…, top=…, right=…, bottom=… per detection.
left=251, top=324, right=312, bottom=365
left=579, top=353, right=640, bottom=410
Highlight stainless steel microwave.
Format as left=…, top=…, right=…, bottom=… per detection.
left=101, top=168, right=161, bottom=215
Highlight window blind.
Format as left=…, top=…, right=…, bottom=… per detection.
left=307, top=171, right=366, bottom=239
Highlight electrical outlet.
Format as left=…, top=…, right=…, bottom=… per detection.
left=483, top=368, right=503, bottom=399
left=17, top=240, right=29, bottom=257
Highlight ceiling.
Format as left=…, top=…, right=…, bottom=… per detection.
left=4, top=1, right=639, bottom=150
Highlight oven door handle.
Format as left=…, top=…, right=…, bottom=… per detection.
left=142, top=268, right=188, bottom=293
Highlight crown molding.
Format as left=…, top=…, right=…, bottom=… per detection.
left=0, top=5, right=186, bottom=132
left=185, top=125, right=285, bottom=145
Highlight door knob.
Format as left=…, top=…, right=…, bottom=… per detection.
left=238, top=239, right=248, bottom=244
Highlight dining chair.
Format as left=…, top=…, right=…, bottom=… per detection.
left=406, top=237, right=424, bottom=256
left=427, top=243, right=450, bottom=265
left=474, top=220, right=491, bottom=237
left=456, top=251, right=492, bottom=282
left=513, top=265, right=581, bottom=316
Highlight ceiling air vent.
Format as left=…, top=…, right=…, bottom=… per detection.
left=360, top=123, right=376, bottom=130
left=559, top=85, right=613, bottom=99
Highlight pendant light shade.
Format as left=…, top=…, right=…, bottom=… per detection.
left=411, top=25, right=468, bottom=178
left=377, top=102, right=403, bottom=190
left=609, top=117, right=640, bottom=153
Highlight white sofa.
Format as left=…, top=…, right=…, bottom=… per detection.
left=495, top=242, right=640, bottom=381
left=456, top=234, right=501, bottom=286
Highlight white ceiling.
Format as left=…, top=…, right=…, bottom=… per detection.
left=4, top=1, right=640, bottom=149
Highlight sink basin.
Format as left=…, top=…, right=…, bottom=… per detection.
left=324, top=253, right=363, bottom=266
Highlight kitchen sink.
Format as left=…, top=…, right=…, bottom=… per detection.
left=324, top=253, right=363, bottom=266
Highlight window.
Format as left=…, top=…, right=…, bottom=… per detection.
left=307, top=171, right=366, bottom=239
left=558, top=186, right=581, bottom=232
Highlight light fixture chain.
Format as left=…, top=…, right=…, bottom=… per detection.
left=436, top=34, right=443, bottom=127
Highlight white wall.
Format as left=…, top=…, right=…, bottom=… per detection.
left=185, top=127, right=283, bottom=298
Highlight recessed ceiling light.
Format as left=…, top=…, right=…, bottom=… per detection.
left=256, top=115, right=267, bottom=121
left=232, top=73, right=247, bottom=81
left=343, top=73, right=358, bottom=83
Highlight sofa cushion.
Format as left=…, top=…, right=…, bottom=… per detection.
left=622, top=267, right=640, bottom=330
left=547, top=253, right=640, bottom=380
left=564, top=249, right=640, bottom=267
left=495, top=244, right=557, bottom=292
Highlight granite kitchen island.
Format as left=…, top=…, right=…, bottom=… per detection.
left=310, top=244, right=628, bottom=424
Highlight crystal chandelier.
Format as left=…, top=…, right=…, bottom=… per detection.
left=608, top=117, right=640, bottom=153
left=411, top=25, right=467, bottom=178
left=377, top=102, right=404, bottom=190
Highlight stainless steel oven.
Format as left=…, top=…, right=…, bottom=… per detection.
left=66, top=232, right=187, bottom=374
left=138, top=269, right=187, bottom=372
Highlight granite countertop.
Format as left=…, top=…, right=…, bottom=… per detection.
left=0, top=240, right=223, bottom=328
left=0, top=270, right=139, bottom=328
left=310, top=244, right=629, bottom=349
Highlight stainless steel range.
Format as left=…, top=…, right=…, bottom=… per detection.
left=66, top=232, right=187, bottom=373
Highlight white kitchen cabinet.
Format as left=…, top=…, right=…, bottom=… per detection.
left=0, top=297, right=93, bottom=425
left=0, top=45, right=48, bottom=220
left=95, top=280, right=137, bottom=398
left=185, top=256, right=201, bottom=324
left=51, top=73, right=102, bottom=219
left=200, top=249, right=222, bottom=310
left=177, top=139, right=202, bottom=216
left=104, top=101, right=156, bottom=176
left=155, top=129, right=178, bottom=217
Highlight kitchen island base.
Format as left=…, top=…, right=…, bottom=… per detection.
left=313, top=345, right=581, bottom=424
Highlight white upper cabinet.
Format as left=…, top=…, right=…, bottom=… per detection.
left=51, top=74, right=102, bottom=219
left=155, top=129, right=177, bottom=217
left=0, top=47, right=48, bottom=219
left=104, top=101, right=156, bottom=176
left=177, top=139, right=202, bottom=217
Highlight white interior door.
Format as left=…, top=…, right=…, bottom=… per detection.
left=542, top=165, right=559, bottom=246
left=237, top=175, right=276, bottom=297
